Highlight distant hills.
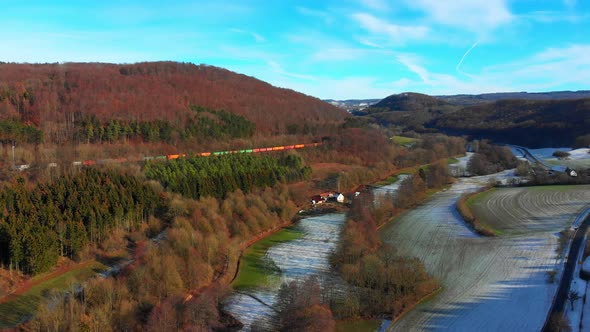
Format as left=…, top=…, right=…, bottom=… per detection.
left=430, top=98, right=590, bottom=147
left=437, top=90, right=590, bottom=106
left=370, top=92, right=457, bottom=113
left=345, top=91, right=590, bottom=147
left=327, top=90, right=590, bottom=110
left=0, top=62, right=346, bottom=136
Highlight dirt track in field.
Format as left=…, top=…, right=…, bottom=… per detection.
left=380, top=174, right=589, bottom=332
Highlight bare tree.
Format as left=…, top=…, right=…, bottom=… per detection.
left=568, top=290, right=581, bottom=311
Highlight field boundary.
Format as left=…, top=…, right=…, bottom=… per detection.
left=456, top=188, right=498, bottom=237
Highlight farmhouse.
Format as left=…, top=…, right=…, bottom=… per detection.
left=311, top=195, right=323, bottom=205
left=566, top=167, right=578, bottom=177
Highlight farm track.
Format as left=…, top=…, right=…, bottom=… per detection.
left=381, top=173, right=589, bottom=331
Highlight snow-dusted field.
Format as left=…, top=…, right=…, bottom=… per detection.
left=517, top=147, right=590, bottom=169
left=470, top=186, right=590, bottom=235
left=380, top=173, right=587, bottom=331
left=223, top=213, right=345, bottom=331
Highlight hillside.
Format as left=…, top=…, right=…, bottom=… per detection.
left=429, top=98, right=590, bottom=147
left=359, top=92, right=459, bottom=130
left=370, top=92, right=457, bottom=113
left=0, top=62, right=346, bottom=139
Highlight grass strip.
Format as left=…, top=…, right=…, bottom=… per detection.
left=456, top=189, right=500, bottom=237
left=0, top=260, right=107, bottom=328
left=232, top=226, right=304, bottom=290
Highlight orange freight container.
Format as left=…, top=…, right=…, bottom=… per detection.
left=294, top=144, right=305, bottom=148
left=167, top=154, right=180, bottom=160
left=200, top=152, right=211, bottom=157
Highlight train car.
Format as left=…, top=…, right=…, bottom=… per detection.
left=127, top=156, right=142, bottom=162
left=83, top=160, right=96, bottom=166
left=143, top=156, right=154, bottom=161
left=167, top=154, right=180, bottom=160
left=284, top=145, right=295, bottom=150
left=294, top=144, right=305, bottom=149
left=155, top=155, right=167, bottom=160
left=72, top=161, right=82, bottom=166
left=245, top=149, right=253, bottom=153
left=200, top=152, right=211, bottom=157
left=239, top=149, right=248, bottom=153
left=48, top=162, right=58, bottom=168
left=253, top=148, right=261, bottom=153
left=272, top=146, right=285, bottom=151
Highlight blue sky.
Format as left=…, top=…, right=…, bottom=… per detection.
left=1, top=0, right=589, bottom=99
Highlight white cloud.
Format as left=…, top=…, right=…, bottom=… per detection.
left=406, top=0, right=513, bottom=34
left=230, top=28, right=265, bottom=42
left=360, top=0, right=390, bottom=11
left=295, top=6, right=335, bottom=25
left=267, top=61, right=318, bottom=81
left=520, top=10, right=589, bottom=23
left=352, top=13, right=428, bottom=44
left=495, top=45, right=590, bottom=88
left=311, top=47, right=372, bottom=62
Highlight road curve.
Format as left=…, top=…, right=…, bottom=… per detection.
left=506, top=144, right=551, bottom=169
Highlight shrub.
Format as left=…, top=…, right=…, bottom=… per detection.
left=552, top=150, right=570, bottom=159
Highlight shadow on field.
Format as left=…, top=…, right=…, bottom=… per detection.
left=414, top=268, right=554, bottom=331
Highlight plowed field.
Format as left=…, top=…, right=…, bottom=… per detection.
left=380, top=174, right=590, bottom=331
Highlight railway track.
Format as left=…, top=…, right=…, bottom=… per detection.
left=14, top=142, right=322, bottom=171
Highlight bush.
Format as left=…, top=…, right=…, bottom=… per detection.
left=552, top=150, right=570, bottom=159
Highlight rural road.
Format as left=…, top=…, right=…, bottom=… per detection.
left=542, top=209, right=590, bottom=331
left=507, top=144, right=551, bottom=169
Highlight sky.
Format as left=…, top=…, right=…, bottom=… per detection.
left=1, top=0, right=589, bottom=99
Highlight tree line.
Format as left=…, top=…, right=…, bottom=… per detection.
left=330, top=162, right=452, bottom=320
left=144, top=153, right=311, bottom=199
left=73, top=106, right=255, bottom=145
left=467, top=140, right=517, bottom=175
left=0, top=119, right=43, bottom=145
left=0, top=168, right=160, bottom=274
left=330, top=189, right=440, bottom=319
left=27, top=183, right=300, bottom=330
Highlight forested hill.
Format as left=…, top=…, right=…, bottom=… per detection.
left=370, top=92, right=457, bottom=113
left=0, top=62, right=346, bottom=134
left=429, top=98, right=590, bottom=147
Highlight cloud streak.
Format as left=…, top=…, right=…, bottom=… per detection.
left=456, top=42, right=478, bottom=74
